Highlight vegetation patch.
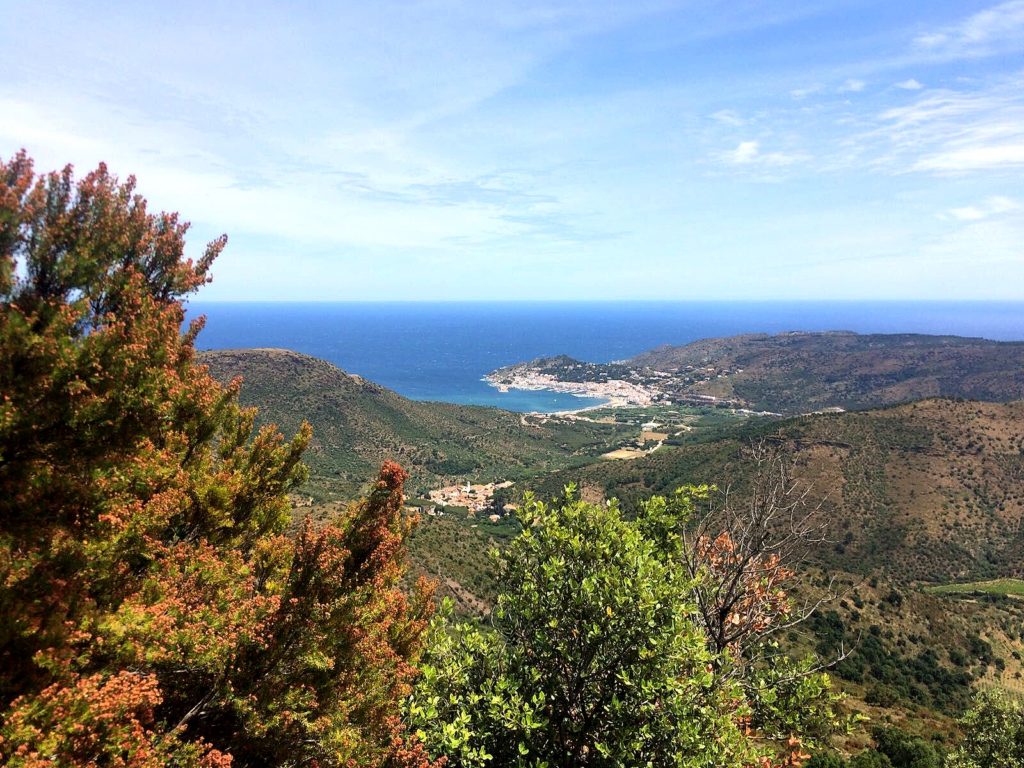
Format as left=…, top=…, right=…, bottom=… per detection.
left=924, top=579, right=1024, bottom=598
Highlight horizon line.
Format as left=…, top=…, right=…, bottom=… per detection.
left=187, top=297, right=1024, bottom=304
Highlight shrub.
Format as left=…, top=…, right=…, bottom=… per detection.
left=0, top=152, right=436, bottom=767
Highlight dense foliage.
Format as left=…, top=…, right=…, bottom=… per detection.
left=0, top=152, right=435, bottom=767
left=808, top=723, right=950, bottom=768
left=946, top=691, right=1024, bottom=768
left=409, top=486, right=844, bottom=768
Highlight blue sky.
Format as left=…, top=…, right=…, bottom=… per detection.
left=1, top=1, right=1022, bottom=300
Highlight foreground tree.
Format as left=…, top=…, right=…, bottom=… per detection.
left=945, top=691, right=1024, bottom=768
left=409, top=486, right=844, bottom=768
left=0, top=151, right=435, bottom=767
left=667, top=445, right=832, bottom=659
left=638, top=466, right=842, bottom=747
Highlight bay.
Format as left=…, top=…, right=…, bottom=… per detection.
left=188, top=301, right=1024, bottom=412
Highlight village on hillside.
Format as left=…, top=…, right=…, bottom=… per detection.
left=420, top=480, right=517, bottom=522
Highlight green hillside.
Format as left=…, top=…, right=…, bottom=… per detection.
left=201, top=348, right=632, bottom=499
left=628, top=332, right=1024, bottom=413
left=204, top=349, right=1024, bottom=740
left=503, top=399, right=1024, bottom=739
left=529, top=398, right=1024, bottom=584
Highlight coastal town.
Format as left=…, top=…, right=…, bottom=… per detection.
left=487, top=368, right=658, bottom=408
left=484, top=354, right=747, bottom=412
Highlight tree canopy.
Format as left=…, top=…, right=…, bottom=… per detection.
left=409, top=486, right=844, bottom=768
left=0, top=151, right=436, bottom=767
left=946, top=691, right=1024, bottom=768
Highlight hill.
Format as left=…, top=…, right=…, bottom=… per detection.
left=201, top=348, right=631, bottom=499
left=628, top=331, right=1024, bottom=413
left=530, top=398, right=1024, bottom=584
left=390, top=396, right=1024, bottom=735
left=519, top=399, right=1024, bottom=733
left=487, top=332, right=1024, bottom=415
left=204, top=350, right=1024, bottom=737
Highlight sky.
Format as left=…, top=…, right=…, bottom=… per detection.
left=1, top=1, right=1022, bottom=300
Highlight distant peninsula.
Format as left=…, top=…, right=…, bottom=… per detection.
left=485, top=331, right=1024, bottom=415
left=484, top=355, right=659, bottom=410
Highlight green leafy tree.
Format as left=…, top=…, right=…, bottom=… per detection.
left=945, top=691, right=1024, bottom=768
left=870, top=726, right=942, bottom=768
left=0, top=151, right=437, bottom=767
left=807, top=753, right=848, bottom=768
left=409, top=486, right=843, bottom=767
left=637, top=483, right=844, bottom=747
left=849, top=752, right=892, bottom=768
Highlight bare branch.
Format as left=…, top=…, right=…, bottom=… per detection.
left=683, top=439, right=837, bottom=668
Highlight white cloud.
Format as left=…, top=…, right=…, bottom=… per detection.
left=912, top=0, right=1024, bottom=57
left=895, top=78, right=924, bottom=90
left=948, top=196, right=1020, bottom=220
left=730, top=140, right=760, bottom=163
left=866, top=80, right=1024, bottom=174
left=986, top=195, right=1020, bottom=213
left=723, top=140, right=805, bottom=168
left=917, top=143, right=1024, bottom=171
left=0, top=96, right=552, bottom=251
left=949, top=205, right=986, bottom=221
left=913, top=33, right=949, bottom=49
left=709, top=109, right=745, bottom=126
left=838, top=78, right=866, bottom=93
left=790, top=85, right=822, bottom=100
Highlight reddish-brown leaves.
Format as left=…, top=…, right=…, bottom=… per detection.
left=0, top=153, right=435, bottom=767
left=695, top=530, right=793, bottom=650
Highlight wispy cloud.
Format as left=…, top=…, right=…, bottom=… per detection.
left=916, top=143, right=1024, bottom=171
left=948, top=195, right=1020, bottom=220
left=864, top=78, right=1024, bottom=174
left=3, top=0, right=1023, bottom=299
left=912, top=0, right=1024, bottom=58
left=709, top=109, right=745, bottom=127
left=895, top=78, right=924, bottom=90
left=790, top=85, right=823, bottom=100
left=729, top=141, right=760, bottom=163
left=722, top=140, right=806, bottom=167
left=0, top=95, right=577, bottom=252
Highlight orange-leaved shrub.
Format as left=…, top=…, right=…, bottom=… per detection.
left=0, top=151, right=437, bottom=767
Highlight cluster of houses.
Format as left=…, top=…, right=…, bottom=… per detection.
left=424, top=480, right=516, bottom=522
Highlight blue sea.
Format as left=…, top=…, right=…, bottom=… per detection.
left=188, top=301, right=1024, bottom=413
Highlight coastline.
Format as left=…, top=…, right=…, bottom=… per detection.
left=482, top=376, right=615, bottom=415
left=540, top=396, right=619, bottom=417
left=482, top=371, right=652, bottom=416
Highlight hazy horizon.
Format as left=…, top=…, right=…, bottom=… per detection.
left=3, top=1, right=1022, bottom=301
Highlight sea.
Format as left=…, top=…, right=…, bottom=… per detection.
left=188, top=301, right=1024, bottom=413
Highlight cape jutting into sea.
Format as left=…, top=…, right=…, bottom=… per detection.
left=188, top=301, right=1024, bottom=413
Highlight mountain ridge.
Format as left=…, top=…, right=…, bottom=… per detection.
left=488, top=331, right=1024, bottom=414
